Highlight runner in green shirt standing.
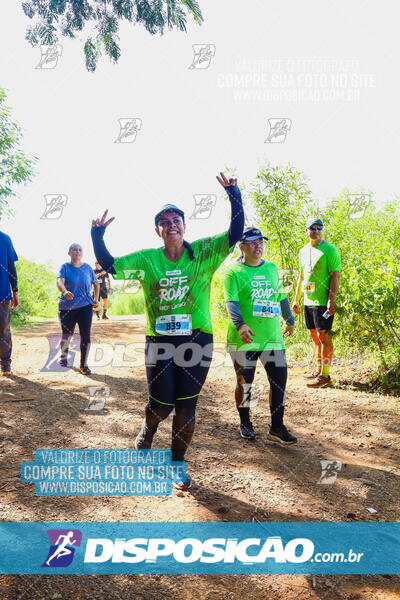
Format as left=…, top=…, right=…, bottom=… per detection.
left=292, top=218, right=341, bottom=388
left=224, top=227, right=297, bottom=444
left=91, top=172, right=244, bottom=489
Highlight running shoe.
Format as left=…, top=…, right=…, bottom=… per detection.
left=306, top=375, right=332, bottom=388
left=96, top=314, right=101, bottom=320
left=59, top=358, right=68, bottom=368
left=239, top=422, right=256, bottom=440
left=134, top=421, right=154, bottom=449
left=172, top=475, right=192, bottom=491
left=79, top=366, right=92, bottom=375
left=266, top=425, right=297, bottom=445
left=304, top=370, right=321, bottom=379
left=1, top=365, right=11, bottom=376
left=102, top=314, right=109, bottom=320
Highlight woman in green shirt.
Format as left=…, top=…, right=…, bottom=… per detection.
left=91, top=172, right=244, bottom=489
left=224, top=227, right=297, bottom=445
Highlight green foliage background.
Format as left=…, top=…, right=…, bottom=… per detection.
left=0, top=88, right=37, bottom=217
left=11, top=257, right=59, bottom=324
left=210, top=162, right=400, bottom=388
left=108, top=287, right=145, bottom=315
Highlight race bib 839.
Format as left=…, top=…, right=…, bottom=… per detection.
left=155, top=314, right=192, bottom=335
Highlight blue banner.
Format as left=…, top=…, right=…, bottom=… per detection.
left=0, top=522, right=399, bottom=574
left=19, top=449, right=187, bottom=496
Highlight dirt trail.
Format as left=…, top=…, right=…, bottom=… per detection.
left=1, top=316, right=399, bottom=599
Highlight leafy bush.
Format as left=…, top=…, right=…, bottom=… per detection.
left=11, top=257, right=58, bottom=323
left=211, top=162, right=400, bottom=386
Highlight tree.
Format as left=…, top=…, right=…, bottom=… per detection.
left=0, top=88, right=37, bottom=217
left=251, top=162, right=318, bottom=270
left=22, top=0, right=204, bottom=72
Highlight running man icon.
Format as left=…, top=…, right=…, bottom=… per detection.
left=42, top=529, right=82, bottom=568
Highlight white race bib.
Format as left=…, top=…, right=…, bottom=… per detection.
left=155, top=314, right=192, bottom=335
left=252, top=299, right=281, bottom=318
left=302, top=281, right=315, bottom=293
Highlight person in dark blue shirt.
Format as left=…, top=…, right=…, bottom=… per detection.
left=0, top=230, right=18, bottom=375
left=56, top=243, right=100, bottom=375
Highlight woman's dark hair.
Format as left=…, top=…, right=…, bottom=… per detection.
left=183, top=240, right=195, bottom=260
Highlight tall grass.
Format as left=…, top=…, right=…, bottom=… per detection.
left=109, top=288, right=145, bottom=315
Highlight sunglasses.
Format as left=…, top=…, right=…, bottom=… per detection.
left=244, top=240, right=264, bottom=246
left=308, top=225, right=323, bottom=231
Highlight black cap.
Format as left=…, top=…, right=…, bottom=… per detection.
left=154, top=204, right=185, bottom=226
left=240, top=227, right=268, bottom=242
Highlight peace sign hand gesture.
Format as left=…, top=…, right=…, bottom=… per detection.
left=216, top=172, right=238, bottom=188
left=92, top=209, right=115, bottom=229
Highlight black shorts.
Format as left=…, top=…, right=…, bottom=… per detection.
left=304, top=306, right=334, bottom=331
left=145, top=329, right=213, bottom=405
left=99, top=288, right=108, bottom=299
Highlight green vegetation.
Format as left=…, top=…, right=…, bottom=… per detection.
left=0, top=88, right=37, bottom=217
left=210, top=162, right=400, bottom=392
left=11, top=257, right=58, bottom=325
left=23, top=0, right=204, bottom=72
left=109, top=287, right=145, bottom=315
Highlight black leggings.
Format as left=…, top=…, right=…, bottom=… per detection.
left=59, top=304, right=93, bottom=367
left=143, top=329, right=213, bottom=461
left=230, top=349, right=287, bottom=430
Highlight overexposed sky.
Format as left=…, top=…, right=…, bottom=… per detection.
left=0, top=0, right=399, bottom=272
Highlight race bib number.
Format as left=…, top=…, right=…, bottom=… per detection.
left=155, top=314, right=192, bottom=335
left=302, top=281, right=315, bottom=293
left=253, top=299, right=281, bottom=318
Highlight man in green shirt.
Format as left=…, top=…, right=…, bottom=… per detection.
left=292, top=218, right=341, bottom=388
left=224, top=227, right=297, bottom=445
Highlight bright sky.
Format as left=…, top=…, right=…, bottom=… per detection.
left=0, top=0, right=399, bottom=272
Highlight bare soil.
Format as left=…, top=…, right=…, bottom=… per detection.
left=1, top=315, right=399, bottom=600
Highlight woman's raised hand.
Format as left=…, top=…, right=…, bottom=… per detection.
left=92, top=209, right=115, bottom=228
left=216, top=172, right=238, bottom=188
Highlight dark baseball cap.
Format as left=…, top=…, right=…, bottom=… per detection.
left=154, top=204, right=185, bottom=226
left=306, top=217, right=323, bottom=228
left=240, top=227, right=268, bottom=242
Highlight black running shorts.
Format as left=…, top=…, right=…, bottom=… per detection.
left=304, top=305, right=334, bottom=331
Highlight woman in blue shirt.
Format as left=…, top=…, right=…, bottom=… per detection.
left=57, top=243, right=99, bottom=374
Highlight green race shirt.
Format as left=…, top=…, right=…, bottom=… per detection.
left=298, top=240, right=341, bottom=306
left=113, top=231, right=233, bottom=336
left=224, top=260, right=287, bottom=352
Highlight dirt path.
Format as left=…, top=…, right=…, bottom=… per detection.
left=1, top=316, right=399, bottom=599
